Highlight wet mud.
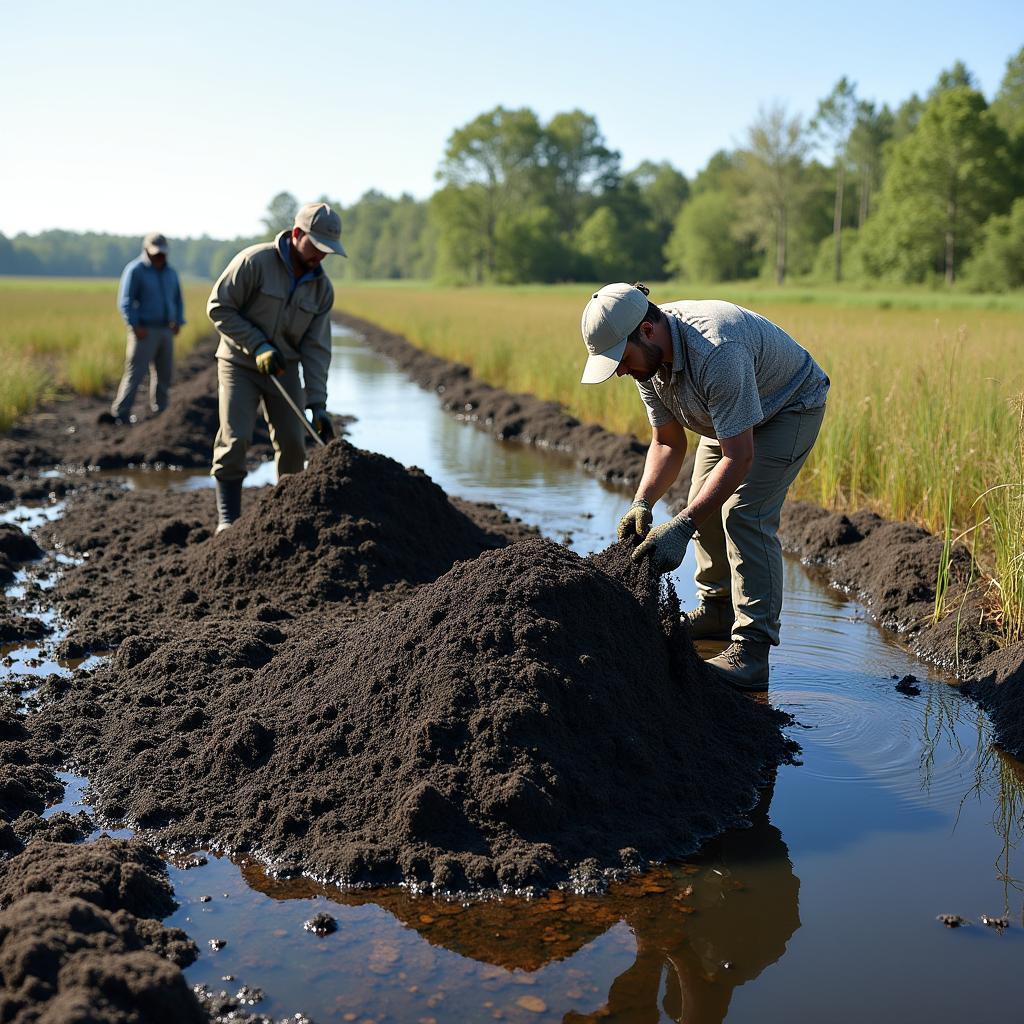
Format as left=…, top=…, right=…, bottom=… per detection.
left=0, top=838, right=205, bottom=1024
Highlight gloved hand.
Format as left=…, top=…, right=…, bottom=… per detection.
left=254, top=342, right=285, bottom=376
left=309, top=405, right=335, bottom=442
left=617, top=498, right=653, bottom=541
left=632, top=513, right=697, bottom=574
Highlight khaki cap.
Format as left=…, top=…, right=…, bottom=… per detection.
left=143, top=232, right=168, bottom=255
left=580, top=283, right=649, bottom=384
left=294, top=202, right=347, bottom=257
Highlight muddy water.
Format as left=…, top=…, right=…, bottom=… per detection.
left=7, top=324, right=1024, bottom=1022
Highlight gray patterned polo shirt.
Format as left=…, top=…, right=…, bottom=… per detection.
left=634, top=300, right=829, bottom=439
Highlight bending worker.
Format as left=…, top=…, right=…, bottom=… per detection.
left=207, top=202, right=346, bottom=532
left=110, top=232, right=183, bottom=424
left=580, top=283, right=829, bottom=691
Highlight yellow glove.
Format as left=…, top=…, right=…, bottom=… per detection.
left=617, top=498, right=653, bottom=541
left=632, top=514, right=697, bottom=574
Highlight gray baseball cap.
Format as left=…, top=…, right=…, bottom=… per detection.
left=143, top=232, right=168, bottom=255
left=580, top=283, right=649, bottom=384
left=295, top=202, right=347, bottom=257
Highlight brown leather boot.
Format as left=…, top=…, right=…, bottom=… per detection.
left=707, top=641, right=771, bottom=692
left=682, top=598, right=733, bottom=641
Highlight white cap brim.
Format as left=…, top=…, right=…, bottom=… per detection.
left=310, top=233, right=347, bottom=257
left=580, top=337, right=627, bottom=384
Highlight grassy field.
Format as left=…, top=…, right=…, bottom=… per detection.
left=334, top=281, right=1024, bottom=645
left=0, top=277, right=211, bottom=431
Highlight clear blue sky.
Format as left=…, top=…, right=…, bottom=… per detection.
left=1, top=0, right=1020, bottom=240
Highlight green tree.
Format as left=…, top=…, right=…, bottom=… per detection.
left=664, top=190, right=755, bottom=281
left=435, top=106, right=544, bottom=280
left=961, top=196, right=1024, bottom=292
left=846, top=100, right=893, bottom=226
left=624, top=160, right=690, bottom=247
left=262, top=192, right=299, bottom=236
left=540, top=110, right=620, bottom=234
left=735, top=103, right=811, bottom=284
left=812, top=77, right=859, bottom=280
left=991, top=46, right=1024, bottom=143
left=861, top=85, right=1013, bottom=283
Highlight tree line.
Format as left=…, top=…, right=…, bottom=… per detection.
left=3, top=48, right=1022, bottom=290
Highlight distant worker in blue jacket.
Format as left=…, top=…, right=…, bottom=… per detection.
left=109, top=232, right=184, bottom=424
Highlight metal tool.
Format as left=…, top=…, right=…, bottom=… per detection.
left=269, top=374, right=326, bottom=447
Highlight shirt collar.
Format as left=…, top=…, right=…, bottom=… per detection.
left=667, top=311, right=685, bottom=375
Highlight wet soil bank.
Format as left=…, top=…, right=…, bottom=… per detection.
left=31, top=441, right=791, bottom=893
left=0, top=835, right=289, bottom=1023
left=335, top=311, right=1024, bottom=758
left=0, top=524, right=46, bottom=646
left=779, top=502, right=1024, bottom=756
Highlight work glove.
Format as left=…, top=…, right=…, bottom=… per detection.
left=254, top=342, right=285, bottom=376
left=632, top=513, right=697, bottom=575
left=309, top=405, right=335, bottom=442
left=617, top=498, right=653, bottom=541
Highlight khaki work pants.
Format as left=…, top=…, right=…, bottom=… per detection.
left=111, top=326, right=174, bottom=419
left=211, top=358, right=307, bottom=483
left=687, top=405, right=825, bottom=647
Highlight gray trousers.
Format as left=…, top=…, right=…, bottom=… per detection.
left=211, top=358, right=307, bottom=483
left=687, top=405, right=826, bottom=647
left=111, top=326, right=174, bottom=419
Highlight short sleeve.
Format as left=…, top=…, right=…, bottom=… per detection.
left=703, top=344, right=763, bottom=439
left=635, top=378, right=674, bottom=428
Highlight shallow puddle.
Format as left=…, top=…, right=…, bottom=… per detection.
left=4, top=324, right=1024, bottom=1022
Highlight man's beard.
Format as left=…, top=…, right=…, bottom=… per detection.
left=630, top=337, right=663, bottom=382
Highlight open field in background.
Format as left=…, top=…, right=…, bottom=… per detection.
left=335, top=282, right=1024, bottom=644
left=0, top=277, right=211, bottom=431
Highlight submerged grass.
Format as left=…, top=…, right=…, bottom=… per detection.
left=0, top=276, right=210, bottom=432
left=334, top=281, right=1024, bottom=645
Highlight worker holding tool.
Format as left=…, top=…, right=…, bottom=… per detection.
left=207, top=202, right=346, bottom=532
left=580, top=283, right=829, bottom=691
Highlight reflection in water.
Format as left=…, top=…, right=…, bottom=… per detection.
left=237, top=786, right=798, bottom=1024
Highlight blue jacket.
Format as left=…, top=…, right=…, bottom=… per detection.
left=117, top=253, right=185, bottom=328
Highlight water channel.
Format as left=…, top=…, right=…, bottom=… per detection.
left=4, top=324, right=1024, bottom=1022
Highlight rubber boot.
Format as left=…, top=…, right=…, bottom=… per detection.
left=682, top=597, right=734, bottom=641
left=707, top=641, right=771, bottom=692
left=215, top=478, right=242, bottom=534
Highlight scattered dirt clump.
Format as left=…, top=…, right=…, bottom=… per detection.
left=0, top=838, right=204, bottom=1024
left=42, top=537, right=791, bottom=893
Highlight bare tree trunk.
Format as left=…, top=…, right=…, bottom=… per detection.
left=833, top=163, right=845, bottom=282
left=945, top=195, right=956, bottom=286
left=776, top=205, right=787, bottom=285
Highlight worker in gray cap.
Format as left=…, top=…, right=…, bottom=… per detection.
left=109, top=232, right=184, bottom=424
left=580, top=283, right=829, bottom=691
left=207, top=201, right=346, bottom=532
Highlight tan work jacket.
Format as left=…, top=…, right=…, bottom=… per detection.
left=207, top=231, right=335, bottom=408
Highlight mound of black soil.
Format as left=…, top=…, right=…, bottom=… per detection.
left=0, top=839, right=204, bottom=1024
left=46, top=441, right=534, bottom=653
left=41, top=538, right=791, bottom=894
